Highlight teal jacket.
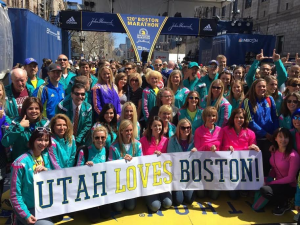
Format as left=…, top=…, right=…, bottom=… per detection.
left=167, top=135, right=195, bottom=153
left=166, top=122, right=176, bottom=138
left=10, top=151, right=51, bottom=219
left=92, top=122, right=117, bottom=154
left=65, top=74, right=98, bottom=96
left=246, top=59, right=287, bottom=88
left=198, top=74, right=218, bottom=93
left=174, top=87, right=190, bottom=109
left=108, top=139, right=142, bottom=161
left=27, top=76, right=44, bottom=90
left=228, top=98, right=243, bottom=111
left=4, top=84, right=34, bottom=124
left=1, top=117, right=49, bottom=161
left=279, top=114, right=292, bottom=130
left=48, top=135, right=77, bottom=169
left=117, top=120, right=141, bottom=140
left=178, top=108, right=203, bottom=134
left=290, top=129, right=298, bottom=150
left=142, top=86, right=157, bottom=121
left=274, top=92, right=283, bottom=115
left=56, top=95, right=93, bottom=145
left=183, top=77, right=199, bottom=93
left=194, top=82, right=207, bottom=100
left=76, top=144, right=106, bottom=166
left=200, top=96, right=232, bottom=127
left=59, top=70, right=76, bottom=90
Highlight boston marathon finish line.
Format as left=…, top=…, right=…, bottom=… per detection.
left=59, top=11, right=217, bottom=61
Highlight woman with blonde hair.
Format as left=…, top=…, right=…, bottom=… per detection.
left=167, top=70, right=190, bottom=108
left=227, top=80, right=245, bottom=110
left=200, top=79, right=232, bottom=127
left=167, top=118, right=196, bottom=206
left=265, top=75, right=283, bottom=113
left=109, top=120, right=142, bottom=212
left=119, top=101, right=140, bottom=140
left=158, top=105, right=176, bottom=138
left=142, top=70, right=162, bottom=121
left=48, top=113, right=76, bottom=169
left=92, top=66, right=121, bottom=119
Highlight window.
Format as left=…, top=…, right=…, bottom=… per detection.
left=276, top=36, right=284, bottom=54
left=263, top=10, right=266, bottom=17
left=221, top=6, right=226, bottom=17
left=213, top=6, right=216, bottom=16
left=245, top=0, right=252, bottom=9
left=286, top=3, right=289, bottom=10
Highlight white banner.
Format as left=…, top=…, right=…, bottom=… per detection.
left=34, top=151, right=263, bottom=219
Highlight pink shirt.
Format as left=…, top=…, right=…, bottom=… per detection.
left=220, top=126, right=256, bottom=151
left=194, top=125, right=222, bottom=151
left=140, top=136, right=169, bottom=156
left=268, top=150, right=300, bottom=187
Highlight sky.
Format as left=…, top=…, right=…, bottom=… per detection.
left=71, top=0, right=127, bottom=48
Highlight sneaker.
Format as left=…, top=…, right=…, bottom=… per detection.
left=294, top=212, right=300, bottom=221
left=272, top=203, right=291, bottom=216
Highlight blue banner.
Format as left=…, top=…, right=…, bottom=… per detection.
left=161, top=17, right=200, bottom=36
left=81, top=12, right=125, bottom=33
left=117, top=14, right=168, bottom=61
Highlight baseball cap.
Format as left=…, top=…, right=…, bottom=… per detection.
left=68, top=60, right=73, bottom=65
left=24, top=58, right=38, bottom=65
left=188, top=62, right=199, bottom=69
left=48, top=63, right=62, bottom=72
left=208, top=60, right=219, bottom=66
left=163, top=61, right=167, bottom=65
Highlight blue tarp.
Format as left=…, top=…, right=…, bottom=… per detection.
left=8, top=8, right=63, bottom=67
left=199, top=34, right=276, bottom=65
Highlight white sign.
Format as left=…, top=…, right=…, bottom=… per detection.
left=34, top=151, right=263, bottom=219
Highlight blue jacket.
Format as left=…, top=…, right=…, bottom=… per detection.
left=33, top=81, right=65, bottom=120
left=167, top=135, right=195, bottom=153
left=241, top=96, right=279, bottom=139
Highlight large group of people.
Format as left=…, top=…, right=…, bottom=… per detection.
left=2, top=51, right=300, bottom=224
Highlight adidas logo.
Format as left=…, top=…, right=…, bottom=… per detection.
left=66, top=17, right=77, bottom=25
left=203, top=24, right=212, bottom=31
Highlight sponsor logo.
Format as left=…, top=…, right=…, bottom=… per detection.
left=168, top=23, right=193, bottom=31
left=66, top=16, right=77, bottom=25
left=203, top=24, right=212, bottom=31
left=238, top=38, right=258, bottom=43
left=46, top=28, right=61, bottom=41
left=87, top=18, right=114, bottom=27
left=137, top=28, right=150, bottom=39
left=137, top=46, right=150, bottom=51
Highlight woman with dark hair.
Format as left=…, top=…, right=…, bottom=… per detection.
left=289, top=108, right=300, bottom=153
left=115, top=73, right=128, bottom=108
left=92, top=103, right=118, bottom=158
left=178, top=91, right=203, bottom=134
left=241, top=78, right=279, bottom=176
left=48, top=114, right=76, bottom=169
left=2, top=97, right=49, bottom=161
left=148, top=87, right=179, bottom=125
left=109, top=120, right=142, bottom=212
left=167, top=119, right=196, bottom=206
left=140, top=116, right=171, bottom=212
left=227, top=80, right=244, bottom=110
left=279, top=92, right=300, bottom=129
left=128, top=73, right=143, bottom=119
left=219, top=70, right=232, bottom=98
left=265, top=76, right=283, bottom=114
left=92, top=67, right=121, bottom=119
left=200, top=79, right=232, bottom=127
left=283, top=77, right=300, bottom=97
left=254, top=128, right=299, bottom=215
left=167, top=70, right=190, bottom=109
left=221, top=108, right=259, bottom=152
left=10, top=128, right=53, bottom=225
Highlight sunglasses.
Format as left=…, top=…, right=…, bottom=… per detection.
left=293, top=116, right=300, bottom=121
left=189, top=96, right=199, bottom=100
left=36, top=127, right=51, bottom=132
left=155, top=64, right=162, bottom=67
left=212, top=86, right=222, bottom=90
left=94, top=136, right=106, bottom=140
left=58, top=58, right=68, bottom=61
left=73, top=92, right=85, bottom=96
left=130, top=79, right=139, bottom=83
left=125, top=68, right=132, bottom=71
left=287, top=100, right=298, bottom=104
left=180, top=126, right=191, bottom=131
left=291, top=83, right=300, bottom=87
